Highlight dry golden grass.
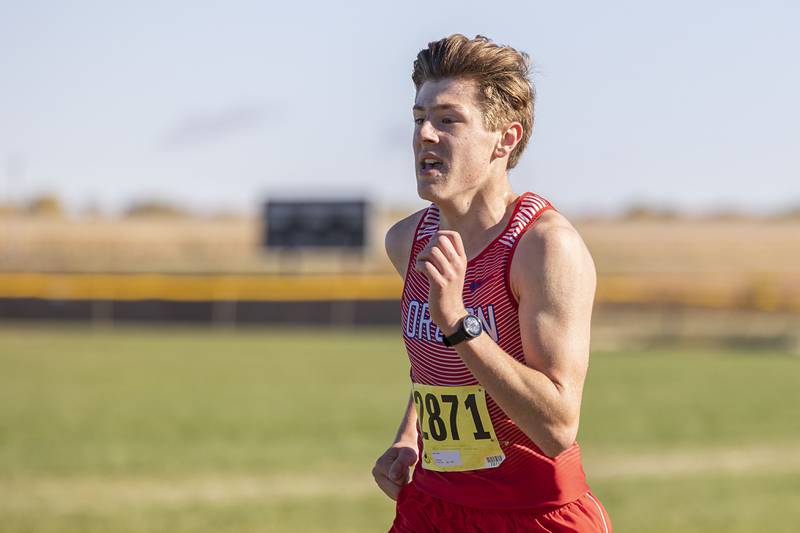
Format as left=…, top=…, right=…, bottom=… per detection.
left=2, top=212, right=800, bottom=313
left=1, top=216, right=261, bottom=273
left=575, top=219, right=800, bottom=274
left=3, top=212, right=798, bottom=277
left=1, top=213, right=394, bottom=274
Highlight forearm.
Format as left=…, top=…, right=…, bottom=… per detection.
left=373, top=393, right=418, bottom=499
left=393, top=392, right=419, bottom=444
left=453, top=334, right=579, bottom=457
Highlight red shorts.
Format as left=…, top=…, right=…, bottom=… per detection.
left=389, top=481, right=612, bottom=533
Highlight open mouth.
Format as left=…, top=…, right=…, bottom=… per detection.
left=420, top=158, right=444, bottom=172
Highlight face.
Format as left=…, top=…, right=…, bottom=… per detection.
left=412, top=78, right=502, bottom=202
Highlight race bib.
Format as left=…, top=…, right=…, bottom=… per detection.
left=412, top=382, right=505, bottom=472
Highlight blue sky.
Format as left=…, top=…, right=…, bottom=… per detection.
left=1, top=1, right=798, bottom=215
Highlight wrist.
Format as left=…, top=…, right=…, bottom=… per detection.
left=441, top=312, right=484, bottom=347
left=439, top=309, right=468, bottom=337
left=394, top=424, right=419, bottom=445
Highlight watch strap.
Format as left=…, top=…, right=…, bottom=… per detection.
left=442, top=320, right=469, bottom=347
left=442, top=314, right=481, bottom=347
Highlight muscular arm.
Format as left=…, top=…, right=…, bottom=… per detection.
left=417, top=211, right=596, bottom=458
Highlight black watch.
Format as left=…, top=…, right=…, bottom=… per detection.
left=442, top=314, right=483, bottom=347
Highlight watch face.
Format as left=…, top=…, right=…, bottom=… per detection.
left=463, top=315, right=482, bottom=337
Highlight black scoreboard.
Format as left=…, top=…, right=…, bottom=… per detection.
left=263, top=199, right=367, bottom=249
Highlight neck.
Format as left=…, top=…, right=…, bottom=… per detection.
left=437, top=179, right=520, bottom=259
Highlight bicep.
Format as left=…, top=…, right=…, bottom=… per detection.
left=515, top=226, right=596, bottom=395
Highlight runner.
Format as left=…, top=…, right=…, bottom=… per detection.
left=372, top=34, right=612, bottom=531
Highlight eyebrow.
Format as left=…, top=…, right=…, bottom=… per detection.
left=412, top=104, right=466, bottom=113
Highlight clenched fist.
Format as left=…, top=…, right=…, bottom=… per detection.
left=372, top=442, right=418, bottom=500
left=415, top=230, right=468, bottom=335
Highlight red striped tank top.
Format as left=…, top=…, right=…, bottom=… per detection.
left=401, top=191, right=590, bottom=510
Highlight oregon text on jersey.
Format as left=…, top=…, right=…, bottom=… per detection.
left=404, top=300, right=499, bottom=344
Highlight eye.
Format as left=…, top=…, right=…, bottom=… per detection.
left=414, top=118, right=424, bottom=125
left=441, top=117, right=456, bottom=124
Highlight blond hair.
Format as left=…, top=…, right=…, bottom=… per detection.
left=412, top=34, right=534, bottom=169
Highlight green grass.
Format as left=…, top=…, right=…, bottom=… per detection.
left=0, top=323, right=798, bottom=532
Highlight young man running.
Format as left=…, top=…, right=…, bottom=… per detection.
left=372, top=35, right=612, bottom=531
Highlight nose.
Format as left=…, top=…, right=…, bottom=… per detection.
left=416, top=119, right=439, bottom=144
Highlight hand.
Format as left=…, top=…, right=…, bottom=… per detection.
left=414, top=230, right=468, bottom=334
left=372, top=442, right=418, bottom=500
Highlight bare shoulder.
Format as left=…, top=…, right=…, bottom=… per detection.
left=385, top=209, right=426, bottom=278
left=509, top=209, right=596, bottom=303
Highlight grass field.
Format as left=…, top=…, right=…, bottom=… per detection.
left=1, top=324, right=799, bottom=532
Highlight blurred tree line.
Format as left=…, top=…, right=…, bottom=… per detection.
left=0, top=194, right=206, bottom=219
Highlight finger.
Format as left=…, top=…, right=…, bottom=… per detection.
left=388, top=456, right=413, bottom=481
left=388, top=459, right=405, bottom=481
left=372, top=471, right=401, bottom=486
left=397, top=467, right=411, bottom=485
left=420, top=260, right=447, bottom=287
left=414, top=257, right=433, bottom=275
left=435, top=236, right=463, bottom=267
left=388, top=449, right=417, bottom=481
left=373, top=471, right=407, bottom=499
left=397, top=446, right=419, bottom=466
left=373, top=448, right=399, bottom=476
left=422, top=235, right=456, bottom=265
left=437, top=237, right=467, bottom=273
left=372, top=448, right=413, bottom=501
left=415, top=238, right=439, bottom=262
left=415, top=249, right=446, bottom=277
left=428, top=246, right=452, bottom=276
left=415, top=249, right=432, bottom=266
left=438, top=230, right=466, bottom=259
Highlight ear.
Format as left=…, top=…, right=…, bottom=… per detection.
left=493, top=122, right=523, bottom=160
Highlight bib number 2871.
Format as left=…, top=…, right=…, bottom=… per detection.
left=412, top=382, right=505, bottom=472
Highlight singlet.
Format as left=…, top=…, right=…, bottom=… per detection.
left=400, top=191, right=590, bottom=511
